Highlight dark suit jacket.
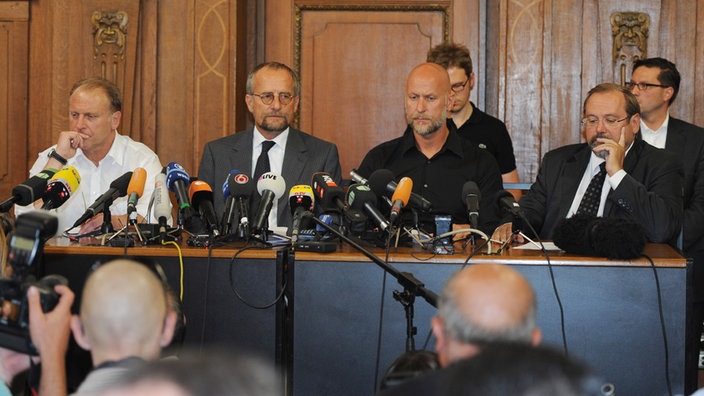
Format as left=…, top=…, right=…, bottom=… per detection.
left=519, top=138, right=683, bottom=243
left=198, top=128, right=342, bottom=227
left=660, top=117, right=704, bottom=252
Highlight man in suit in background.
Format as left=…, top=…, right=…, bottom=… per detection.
left=492, top=83, right=682, bottom=244
left=378, top=264, right=540, bottom=395
left=198, top=61, right=341, bottom=229
left=629, top=57, right=704, bottom=393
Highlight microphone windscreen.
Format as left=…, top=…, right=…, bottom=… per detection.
left=462, top=180, right=481, bottom=200
left=127, top=167, right=147, bottom=197
left=368, top=169, right=395, bottom=197
left=311, top=172, right=345, bottom=208
left=165, top=162, right=191, bottom=191
left=229, top=173, right=254, bottom=197
left=109, top=171, right=134, bottom=196
left=256, top=172, right=286, bottom=198
left=221, top=169, right=241, bottom=199
left=391, top=177, right=413, bottom=206
left=189, top=180, right=214, bottom=207
left=553, top=214, right=646, bottom=259
left=50, top=166, right=81, bottom=193
left=346, top=184, right=377, bottom=211
left=153, top=172, right=171, bottom=220
left=288, top=185, right=314, bottom=214
left=13, top=168, right=59, bottom=205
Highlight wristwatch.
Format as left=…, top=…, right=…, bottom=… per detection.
left=48, top=149, right=68, bottom=166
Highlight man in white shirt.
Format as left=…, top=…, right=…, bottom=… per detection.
left=15, top=78, right=169, bottom=233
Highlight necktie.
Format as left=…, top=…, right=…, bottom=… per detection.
left=253, top=140, right=275, bottom=181
left=576, top=162, right=607, bottom=217
left=251, top=140, right=276, bottom=229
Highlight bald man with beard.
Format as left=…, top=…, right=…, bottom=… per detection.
left=69, top=259, right=177, bottom=396
left=357, top=63, right=503, bottom=236
left=378, top=264, right=540, bottom=396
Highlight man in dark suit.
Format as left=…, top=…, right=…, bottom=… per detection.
left=629, top=57, right=704, bottom=393
left=198, top=62, right=341, bottom=228
left=492, top=83, right=682, bottom=244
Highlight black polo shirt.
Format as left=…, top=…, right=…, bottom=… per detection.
left=456, top=103, right=517, bottom=175
left=357, top=124, right=503, bottom=234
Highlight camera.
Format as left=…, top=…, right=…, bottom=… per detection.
left=0, top=211, right=67, bottom=355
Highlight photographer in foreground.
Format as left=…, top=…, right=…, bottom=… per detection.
left=0, top=284, right=74, bottom=396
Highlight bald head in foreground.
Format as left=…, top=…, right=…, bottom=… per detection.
left=70, top=259, right=177, bottom=395
left=432, top=263, right=541, bottom=366
left=377, top=264, right=541, bottom=396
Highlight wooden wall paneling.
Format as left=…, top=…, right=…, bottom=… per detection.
left=0, top=1, right=28, bottom=198
left=157, top=2, right=196, bottom=172
left=451, top=0, right=484, bottom=111
left=129, top=1, right=158, bottom=148
left=296, top=4, right=449, bottom=178
left=657, top=0, right=697, bottom=123
left=158, top=0, right=243, bottom=177
left=496, top=0, right=546, bottom=182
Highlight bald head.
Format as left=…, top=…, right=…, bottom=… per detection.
left=433, top=264, right=539, bottom=365
left=405, top=63, right=452, bottom=137
left=76, top=259, right=171, bottom=362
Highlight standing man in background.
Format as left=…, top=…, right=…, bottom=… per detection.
left=14, top=78, right=168, bottom=233
left=198, top=61, right=341, bottom=229
left=427, top=42, right=521, bottom=199
left=628, top=57, right=704, bottom=393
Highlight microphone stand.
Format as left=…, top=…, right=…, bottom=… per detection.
left=312, top=216, right=436, bottom=305
left=100, top=198, right=115, bottom=234
left=311, top=217, right=439, bottom=389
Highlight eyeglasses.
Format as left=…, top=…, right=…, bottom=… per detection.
left=250, top=92, right=294, bottom=105
left=624, top=81, right=668, bottom=91
left=451, top=79, right=469, bottom=93
left=580, top=116, right=630, bottom=128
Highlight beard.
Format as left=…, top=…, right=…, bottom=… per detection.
left=259, top=113, right=290, bottom=133
left=408, top=108, right=448, bottom=136
left=589, top=132, right=611, bottom=159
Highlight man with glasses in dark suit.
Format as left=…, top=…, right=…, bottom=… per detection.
left=492, top=83, right=682, bottom=245
left=198, top=62, right=341, bottom=229
left=629, top=57, right=704, bottom=393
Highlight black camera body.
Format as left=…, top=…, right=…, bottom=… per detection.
left=0, top=211, right=66, bottom=355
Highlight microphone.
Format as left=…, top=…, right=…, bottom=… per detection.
left=496, top=190, right=523, bottom=235
left=126, top=167, right=147, bottom=221
left=367, top=169, right=432, bottom=212
left=288, top=185, right=315, bottom=244
left=349, top=168, right=368, bottom=185
left=71, top=171, right=133, bottom=229
left=0, top=168, right=58, bottom=212
left=311, top=172, right=346, bottom=212
left=251, top=172, right=286, bottom=234
left=221, top=170, right=241, bottom=234
left=346, top=183, right=390, bottom=232
left=552, top=214, right=646, bottom=259
left=165, top=162, right=196, bottom=229
left=389, top=177, right=413, bottom=224
left=40, top=166, right=81, bottom=210
left=152, top=170, right=172, bottom=240
left=462, top=181, right=480, bottom=229
left=231, top=173, right=254, bottom=239
left=189, top=180, right=220, bottom=236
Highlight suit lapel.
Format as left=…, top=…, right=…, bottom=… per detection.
left=665, top=118, right=686, bottom=153
left=229, top=129, right=254, bottom=177
left=278, top=128, right=308, bottom=222
left=559, top=147, right=590, bottom=218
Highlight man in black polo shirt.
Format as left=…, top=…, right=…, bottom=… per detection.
left=357, top=62, right=503, bottom=235
left=427, top=42, right=520, bottom=199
